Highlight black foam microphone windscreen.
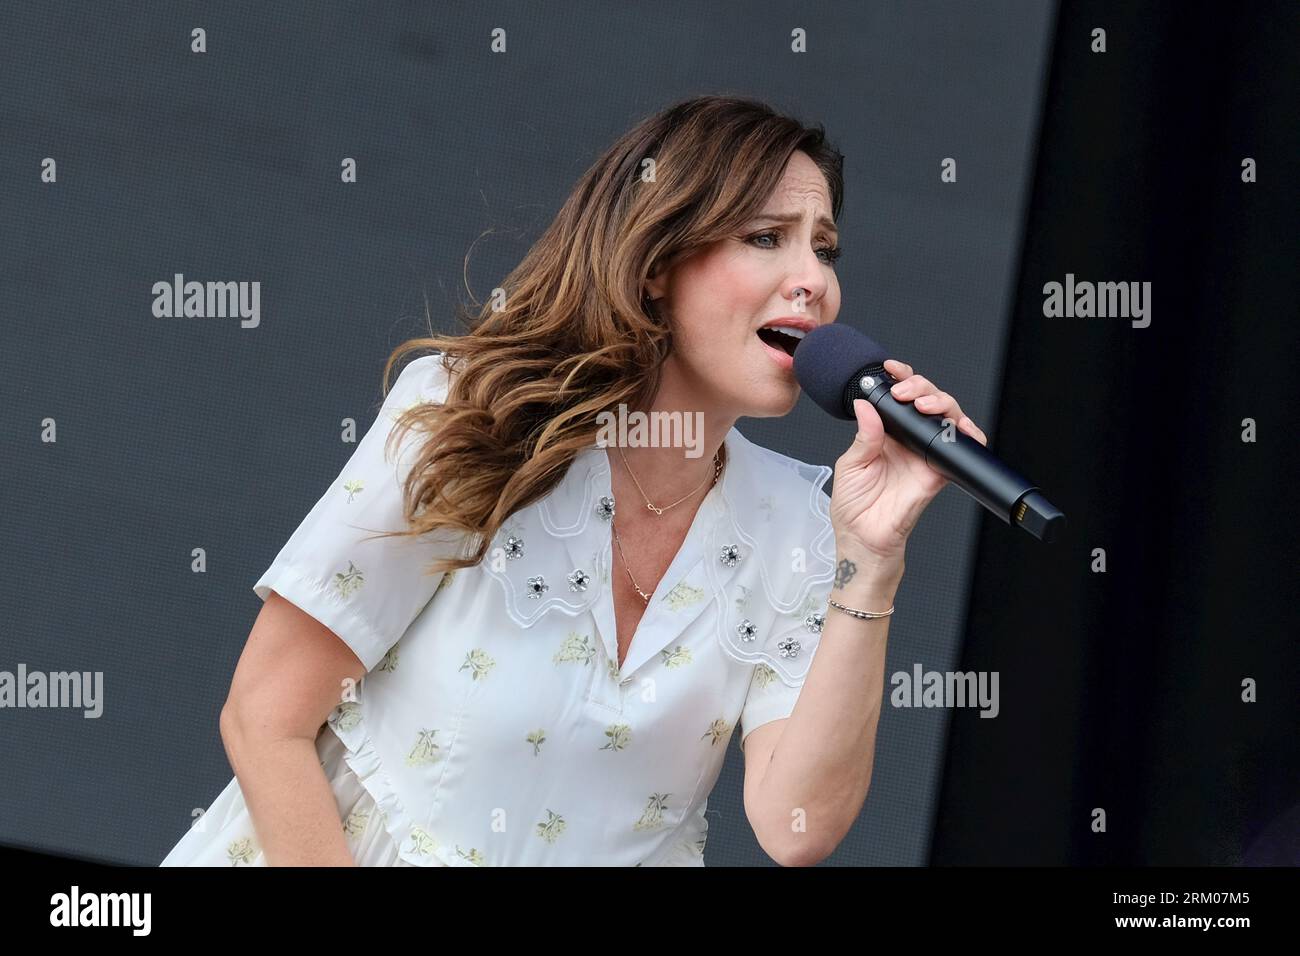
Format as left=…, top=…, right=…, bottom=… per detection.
left=792, top=323, right=889, bottom=419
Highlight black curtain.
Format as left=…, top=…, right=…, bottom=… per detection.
left=932, top=0, right=1300, bottom=864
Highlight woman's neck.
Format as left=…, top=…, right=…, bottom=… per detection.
left=603, top=364, right=733, bottom=514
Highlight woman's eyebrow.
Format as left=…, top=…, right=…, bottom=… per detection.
left=750, top=211, right=838, bottom=236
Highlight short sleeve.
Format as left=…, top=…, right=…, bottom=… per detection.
left=737, top=579, right=833, bottom=753
left=252, top=353, right=466, bottom=672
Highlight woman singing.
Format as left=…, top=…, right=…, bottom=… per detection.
left=161, top=94, right=987, bottom=867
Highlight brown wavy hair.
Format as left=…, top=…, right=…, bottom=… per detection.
left=374, top=93, right=844, bottom=576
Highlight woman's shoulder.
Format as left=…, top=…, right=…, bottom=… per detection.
left=745, top=437, right=831, bottom=491
left=724, top=429, right=833, bottom=534
left=714, top=430, right=837, bottom=685
left=721, top=429, right=836, bottom=578
left=387, top=352, right=456, bottom=405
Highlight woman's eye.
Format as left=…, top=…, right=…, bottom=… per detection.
left=748, top=231, right=842, bottom=265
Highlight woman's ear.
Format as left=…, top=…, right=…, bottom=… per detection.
left=644, top=266, right=668, bottom=302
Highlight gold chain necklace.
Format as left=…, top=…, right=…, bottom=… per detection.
left=610, top=447, right=725, bottom=605
left=616, top=446, right=722, bottom=515
left=611, top=524, right=654, bottom=604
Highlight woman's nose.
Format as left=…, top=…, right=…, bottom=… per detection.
left=787, top=252, right=827, bottom=308
left=788, top=273, right=826, bottom=310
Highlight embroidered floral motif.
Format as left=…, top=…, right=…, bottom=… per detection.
left=407, top=825, right=438, bottom=856
left=333, top=560, right=364, bottom=598
left=343, top=478, right=364, bottom=503
left=226, top=836, right=256, bottom=865
left=793, top=590, right=822, bottom=621
left=526, top=729, right=546, bottom=755
left=405, top=728, right=442, bottom=766
left=660, top=645, right=693, bottom=668
left=553, top=632, right=596, bottom=665
left=600, top=723, right=631, bottom=751
left=459, top=648, right=496, bottom=680
left=752, top=662, right=779, bottom=690
left=701, top=718, right=732, bottom=745
left=395, top=396, right=434, bottom=419
left=455, top=846, right=487, bottom=866
left=664, top=582, right=705, bottom=610
left=377, top=646, right=400, bottom=672
left=343, top=808, right=370, bottom=837
left=632, top=793, right=670, bottom=831
left=536, top=809, right=567, bottom=844
left=328, top=701, right=362, bottom=732
left=734, top=584, right=752, bottom=613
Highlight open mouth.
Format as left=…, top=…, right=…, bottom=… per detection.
left=755, top=326, right=805, bottom=357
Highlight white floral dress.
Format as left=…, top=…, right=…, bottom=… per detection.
left=161, top=354, right=836, bottom=866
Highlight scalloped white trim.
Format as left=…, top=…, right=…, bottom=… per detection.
left=473, top=428, right=837, bottom=689
left=479, top=450, right=609, bottom=627
left=706, top=435, right=836, bottom=687
left=721, top=452, right=836, bottom=614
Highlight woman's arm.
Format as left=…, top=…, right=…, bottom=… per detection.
left=742, top=547, right=900, bottom=867
left=745, top=357, right=988, bottom=865
left=218, top=590, right=369, bottom=866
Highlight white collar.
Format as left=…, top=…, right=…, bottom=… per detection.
left=481, top=426, right=836, bottom=685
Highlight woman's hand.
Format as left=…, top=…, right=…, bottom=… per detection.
left=828, top=358, right=988, bottom=573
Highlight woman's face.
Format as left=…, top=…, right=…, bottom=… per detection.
left=646, top=149, right=842, bottom=421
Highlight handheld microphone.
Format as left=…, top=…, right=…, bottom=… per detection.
left=792, top=323, right=1066, bottom=543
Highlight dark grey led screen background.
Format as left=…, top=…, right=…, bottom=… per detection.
left=0, top=1, right=1056, bottom=865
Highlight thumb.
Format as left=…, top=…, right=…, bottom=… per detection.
left=844, top=397, right=886, bottom=465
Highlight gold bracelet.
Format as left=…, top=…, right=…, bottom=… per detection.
left=827, top=598, right=894, bottom=620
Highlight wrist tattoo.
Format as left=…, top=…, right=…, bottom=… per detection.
left=834, top=558, right=857, bottom=589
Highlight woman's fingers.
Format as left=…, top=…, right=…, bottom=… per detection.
left=887, top=367, right=989, bottom=446
left=914, top=390, right=956, bottom=415
left=884, top=358, right=914, bottom=379
left=890, top=374, right=934, bottom=398
left=958, top=416, right=988, bottom=446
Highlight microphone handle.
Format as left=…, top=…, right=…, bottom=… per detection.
left=846, top=365, right=1067, bottom=542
